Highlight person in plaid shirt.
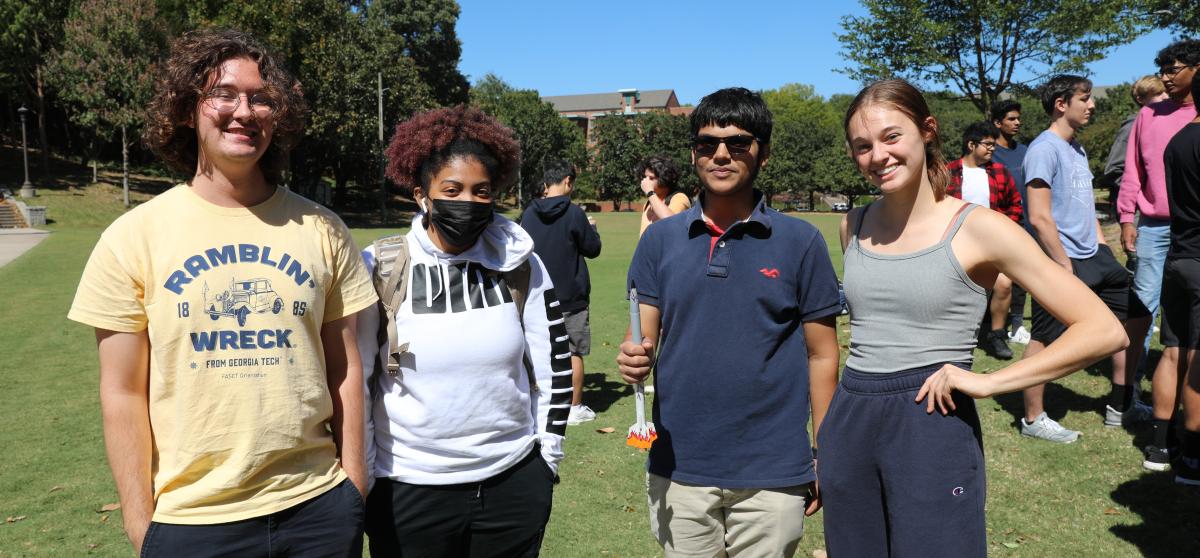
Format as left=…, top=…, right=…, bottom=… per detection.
left=947, top=121, right=1024, bottom=360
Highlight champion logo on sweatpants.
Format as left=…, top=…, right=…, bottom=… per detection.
left=759, top=268, right=780, bottom=279
left=952, top=486, right=965, bottom=496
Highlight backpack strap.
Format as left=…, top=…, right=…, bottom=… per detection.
left=370, top=235, right=411, bottom=387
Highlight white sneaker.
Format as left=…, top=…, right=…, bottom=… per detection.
left=1008, top=326, right=1031, bottom=345
left=1105, top=400, right=1152, bottom=427
left=1020, top=412, right=1080, bottom=443
left=567, top=404, right=596, bottom=425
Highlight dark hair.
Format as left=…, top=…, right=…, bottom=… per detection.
left=843, top=79, right=949, bottom=200
left=1039, top=74, right=1092, bottom=116
left=690, top=87, right=773, bottom=144
left=961, top=121, right=999, bottom=155
left=989, top=99, right=1021, bottom=123
left=385, top=105, right=521, bottom=194
left=541, top=159, right=576, bottom=190
left=638, top=155, right=680, bottom=192
left=1194, top=66, right=1200, bottom=101
left=1154, top=39, right=1200, bottom=68
left=142, top=28, right=306, bottom=185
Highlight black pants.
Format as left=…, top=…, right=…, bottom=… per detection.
left=818, top=364, right=987, bottom=558
left=140, top=478, right=364, bottom=558
left=1010, top=282, right=1027, bottom=329
left=365, top=448, right=555, bottom=558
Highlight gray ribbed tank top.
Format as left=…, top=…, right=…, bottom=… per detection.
left=843, top=204, right=987, bottom=373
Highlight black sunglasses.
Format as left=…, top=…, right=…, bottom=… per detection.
left=692, top=134, right=758, bottom=156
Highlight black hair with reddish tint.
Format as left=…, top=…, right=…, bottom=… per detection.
left=385, top=105, right=521, bottom=194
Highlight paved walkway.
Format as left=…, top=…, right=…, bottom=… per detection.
left=0, top=228, right=50, bottom=268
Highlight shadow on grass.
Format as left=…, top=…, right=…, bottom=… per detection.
left=582, top=371, right=632, bottom=414
left=992, top=382, right=1099, bottom=426
left=1109, top=472, right=1200, bottom=557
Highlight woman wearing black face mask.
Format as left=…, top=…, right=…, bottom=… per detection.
left=358, top=105, right=569, bottom=557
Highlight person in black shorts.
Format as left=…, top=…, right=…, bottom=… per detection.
left=1155, top=68, right=1200, bottom=481
left=1018, top=75, right=1148, bottom=443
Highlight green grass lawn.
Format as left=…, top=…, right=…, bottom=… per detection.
left=1, top=186, right=1198, bottom=557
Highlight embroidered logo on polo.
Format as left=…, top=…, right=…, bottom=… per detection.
left=162, top=243, right=313, bottom=376
left=759, top=268, right=780, bottom=279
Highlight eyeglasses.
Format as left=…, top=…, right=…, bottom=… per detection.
left=692, top=134, right=758, bottom=157
left=1159, top=64, right=1195, bottom=78
left=201, top=87, right=277, bottom=117
left=976, top=141, right=997, bottom=150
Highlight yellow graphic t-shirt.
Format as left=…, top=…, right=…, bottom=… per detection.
left=69, top=185, right=377, bottom=524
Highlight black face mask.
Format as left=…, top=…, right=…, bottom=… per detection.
left=425, top=198, right=494, bottom=249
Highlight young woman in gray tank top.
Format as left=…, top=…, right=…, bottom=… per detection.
left=816, top=79, right=1128, bottom=558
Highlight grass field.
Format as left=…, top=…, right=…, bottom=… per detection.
left=1, top=182, right=1198, bottom=557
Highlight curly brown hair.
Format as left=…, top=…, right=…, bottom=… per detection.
left=142, top=28, right=306, bottom=184
left=639, top=154, right=681, bottom=193
left=385, top=105, right=521, bottom=194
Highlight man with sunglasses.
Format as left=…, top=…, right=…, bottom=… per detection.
left=69, top=29, right=376, bottom=556
left=1115, top=39, right=1200, bottom=467
left=617, top=87, right=841, bottom=556
left=946, top=121, right=1023, bottom=360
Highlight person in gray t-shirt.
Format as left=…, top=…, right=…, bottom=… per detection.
left=1025, top=129, right=1098, bottom=258
left=1018, top=75, right=1142, bottom=444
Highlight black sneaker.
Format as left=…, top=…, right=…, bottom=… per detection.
left=1176, top=456, right=1200, bottom=486
left=980, top=329, right=1013, bottom=360
left=1143, top=445, right=1172, bottom=472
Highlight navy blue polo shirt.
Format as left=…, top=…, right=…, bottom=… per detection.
left=628, top=191, right=841, bottom=488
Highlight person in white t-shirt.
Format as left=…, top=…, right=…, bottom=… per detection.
left=946, top=121, right=1024, bottom=360
left=359, top=105, right=569, bottom=557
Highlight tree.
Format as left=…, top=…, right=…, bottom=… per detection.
left=760, top=84, right=843, bottom=206
left=48, top=0, right=166, bottom=206
left=471, top=74, right=586, bottom=207
left=366, top=0, right=471, bottom=106
left=587, top=114, right=643, bottom=210
left=1150, top=0, right=1200, bottom=36
left=636, top=110, right=696, bottom=197
left=0, top=0, right=71, bottom=177
left=838, top=0, right=1149, bottom=115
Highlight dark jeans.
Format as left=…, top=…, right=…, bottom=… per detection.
left=140, top=478, right=365, bottom=558
left=365, top=448, right=555, bottom=558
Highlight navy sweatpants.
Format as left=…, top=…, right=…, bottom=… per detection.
left=818, top=363, right=986, bottom=558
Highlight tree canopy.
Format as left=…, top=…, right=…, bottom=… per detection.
left=838, top=0, right=1149, bottom=114
left=471, top=74, right=586, bottom=206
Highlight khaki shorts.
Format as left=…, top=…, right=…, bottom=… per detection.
left=646, top=473, right=811, bottom=557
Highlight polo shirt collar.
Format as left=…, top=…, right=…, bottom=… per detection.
left=685, top=189, right=772, bottom=234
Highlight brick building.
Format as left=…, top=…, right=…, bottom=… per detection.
left=542, top=88, right=692, bottom=141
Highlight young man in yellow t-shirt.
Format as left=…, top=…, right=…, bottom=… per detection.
left=638, top=154, right=693, bottom=237
left=68, top=29, right=377, bottom=557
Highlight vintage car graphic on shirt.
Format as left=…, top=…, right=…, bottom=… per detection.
left=202, top=277, right=286, bottom=327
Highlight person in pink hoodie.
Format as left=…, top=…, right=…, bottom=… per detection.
left=1115, top=40, right=1199, bottom=468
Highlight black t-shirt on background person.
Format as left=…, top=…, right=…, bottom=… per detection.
left=1165, top=122, right=1200, bottom=259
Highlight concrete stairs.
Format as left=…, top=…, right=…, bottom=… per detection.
left=0, top=200, right=28, bottom=228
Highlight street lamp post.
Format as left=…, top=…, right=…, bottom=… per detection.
left=17, top=105, right=36, bottom=198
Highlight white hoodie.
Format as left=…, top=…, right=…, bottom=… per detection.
left=357, top=213, right=571, bottom=485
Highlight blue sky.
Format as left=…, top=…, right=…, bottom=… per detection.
left=457, top=0, right=1178, bottom=104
